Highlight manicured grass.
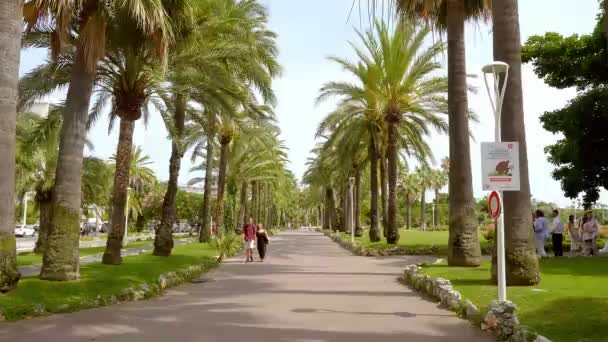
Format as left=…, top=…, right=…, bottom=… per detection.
left=334, top=229, right=493, bottom=255
left=1, top=242, right=218, bottom=320
left=423, top=258, right=608, bottom=342
left=16, top=240, right=157, bottom=266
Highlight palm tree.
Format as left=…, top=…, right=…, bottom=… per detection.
left=431, top=168, right=448, bottom=227
left=396, top=0, right=487, bottom=266
left=417, top=167, right=434, bottom=231
left=0, top=0, right=22, bottom=291
left=367, top=21, right=448, bottom=243
left=23, top=0, right=173, bottom=281
left=401, top=172, right=421, bottom=230
left=491, top=0, right=540, bottom=285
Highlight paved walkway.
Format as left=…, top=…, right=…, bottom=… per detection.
left=0, top=231, right=490, bottom=342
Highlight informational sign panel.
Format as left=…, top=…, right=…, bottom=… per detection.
left=481, top=142, right=520, bottom=191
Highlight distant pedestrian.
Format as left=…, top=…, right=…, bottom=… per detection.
left=582, top=212, right=599, bottom=256
left=256, top=224, right=270, bottom=262
left=534, top=210, right=549, bottom=258
left=243, top=216, right=257, bottom=263
left=550, top=209, right=564, bottom=257
left=567, top=215, right=580, bottom=254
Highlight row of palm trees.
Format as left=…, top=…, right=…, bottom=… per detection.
left=0, top=0, right=295, bottom=292
left=306, top=0, right=539, bottom=285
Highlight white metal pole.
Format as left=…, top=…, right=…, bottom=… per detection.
left=484, top=62, right=509, bottom=303
left=494, top=68, right=507, bottom=303
left=22, top=192, right=28, bottom=226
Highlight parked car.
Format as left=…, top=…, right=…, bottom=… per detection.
left=15, top=225, right=36, bottom=237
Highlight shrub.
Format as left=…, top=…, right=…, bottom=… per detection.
left=211, top=234, right=242, bottom=262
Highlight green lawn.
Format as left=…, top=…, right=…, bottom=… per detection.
left=335, top=229, right=493, bottom=255
left=2, top=242, right=218, bottom=320
left=17, top=240, right=173, bottom=266
left=423, top=258, right=608, bottom=342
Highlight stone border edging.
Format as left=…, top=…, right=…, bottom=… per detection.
left=401, top=264, right=551, bottom=342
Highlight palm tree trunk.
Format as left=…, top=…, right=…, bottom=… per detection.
left=386, top=120, right=399, bottom=244
left=102, top=119, right=134, bottom=265
left=492, top=0, right=540, bottom=285
left=407, top=201, right=412, bottom=230
left=446, top=0, right=482, bottom=267
left=251, top=181, right=258, bottom=223
left=214, top=136, right=231, bottom=235
left=325, top=187, right=335, bottom=231
left=434, top=189, right=440, bottom=227
left=323, top=188, right=331, bottom=230
left=154, top=93, right=187, bottom=256
left=34, top=193, right=52, bottom=254
left=198, top=132, right=215, bottom=243
left=380, top=152, right=388, bottom=237
left=0, top=0, right=21, bottom=290
left=238, top=181, right=247, bottom=229
left=257, top=181, right=262, bottom=224
left=368, top=134, right=381, bottom=242
left=420, top=191, right=426, bottom=231
left=354, top=169, right=362, bottom=237
left=40, top=2, right=99, bottom=281
left=341, top=184, right=348, bottom=233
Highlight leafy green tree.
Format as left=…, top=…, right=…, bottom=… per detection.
left=522, top=2, right=608, bottom=207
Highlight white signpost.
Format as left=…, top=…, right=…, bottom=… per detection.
left=482, top=61, right=519, bottom=303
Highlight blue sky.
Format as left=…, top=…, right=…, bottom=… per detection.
left=19, top=0, right=602, bottom=207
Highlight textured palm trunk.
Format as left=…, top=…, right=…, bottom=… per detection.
left=238, top=182, right=247, bottom=229
left=406, top=201, right=412, bottom=230
left=368, top=135, right=381, bottom=242
left=446, top=0, right=482, bottom=267
left=324, top=187, right=335, bottom=231
left=0, top=0, right=22, bottom=291
left=491, top=0, right=540, bottom=285
left=41, top=1, right=98, bottom=281
left=420, top=191, right=426, bottom=231
left=323, top=188, right=331, bottom=230
left=34, top=194, right=52, bottom=254
left=198, top=132, right=214, bottom=243
left=154, top=93, right=187, bottom=256
left=380, top=152, right=388, bottom=237
left=434, top=189, right=440, bottom=227
left=214, top=136, right=231, bottom=235
left=386, top=119, right=399, bottom=244
left=251, top=181, right=258, bottom=223
left=354, top=169, right=363, bottom=237
left=257, top=182, right=262, bottom=224
left=102, top=119, right=134, bottom=265
left=341, top=185, right=348, bottom=233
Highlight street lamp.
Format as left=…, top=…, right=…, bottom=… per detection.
left=483, top=61, right=510, bottom=302
left=349, top=177, right=355, bottom=243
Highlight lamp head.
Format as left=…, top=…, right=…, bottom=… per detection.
left=482, top=61, right=509, bottom=75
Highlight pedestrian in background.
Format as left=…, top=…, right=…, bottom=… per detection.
left=534, top=210, right=549, bottom=258
left=567, top=214, right=580, bottom=254
left=551, top=209, right=564, bottom=257
left=256, top=224, right=270, bottom=262
left=242, top=216, right=257, bottom=263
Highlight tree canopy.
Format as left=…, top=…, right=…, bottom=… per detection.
left=522, top=1, right=608, bottom=206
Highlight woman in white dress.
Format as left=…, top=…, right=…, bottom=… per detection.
left=534, top=210, right=549, bottom=258
left=567, top=215, right=580, bottom=254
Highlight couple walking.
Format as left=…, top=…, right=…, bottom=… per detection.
left=242, top=216, right=270, bottom=263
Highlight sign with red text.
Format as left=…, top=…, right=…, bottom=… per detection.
left=481, top=142, right=520, bottom=191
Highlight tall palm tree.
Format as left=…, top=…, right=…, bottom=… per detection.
left=417, top=167, right=434, bottom=231
left=431, top=168, right=448, bottom=227
left=491, top=0, right=540, bottom=285
left=396, top=0, right=487, bottom=266
left=24, top=0, right=173, bottom=281
left=368, top=21, right=448, bottom=243
left=0, top=0, right=22, bottom=291
left=401, top=172, right=421, bottom=230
